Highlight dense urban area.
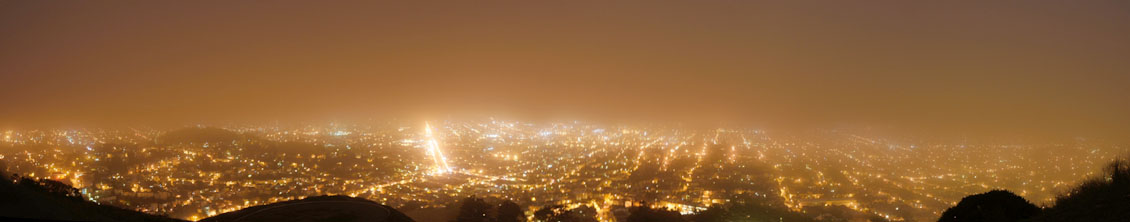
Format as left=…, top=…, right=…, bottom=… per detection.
left=1, top=119, right=1125, bottom=221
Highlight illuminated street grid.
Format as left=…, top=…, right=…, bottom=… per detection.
left=0, top=120, right=1125, bottom=221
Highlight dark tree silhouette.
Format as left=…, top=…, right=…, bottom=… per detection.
left=533, top=204, right=595, bottom=222
left=456, top=196, right=493, bottom=222
left=26, top=178, right=82, bottom=200
left=626, top=203, right=687, bottom=222
left=689, top=205, right=728, bottom=222
left=497, top=200, right=526, bottom=222
left=570, top=205, right=599, bottom=222
left=1106, top=158, right=1129, bottom=185
left=689, top=196, right=816, bottom=222
left=939, top=190, right=1041, bottom=222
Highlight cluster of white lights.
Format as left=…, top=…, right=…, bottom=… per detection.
left=424, top=122, right=453, bottom=174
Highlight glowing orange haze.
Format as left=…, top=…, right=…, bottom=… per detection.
left=0, top=1, right=1127, bottom=135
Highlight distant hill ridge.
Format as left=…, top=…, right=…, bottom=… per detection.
left=157, top=127, right=326, bottom=154
left=157, top=127, right=254, bottom=145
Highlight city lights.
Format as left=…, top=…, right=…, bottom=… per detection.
left=1, top=120, right=1125, bottom=221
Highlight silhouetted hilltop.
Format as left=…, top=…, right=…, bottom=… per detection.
left=157, top=127, right=330, bottom=154
left=157, top=127, right=253, bottom=145
left=201, top=195, right=414, bottom=222
left=1030, top=159, right=1130, bottom=222
left=938, top=190, right=1039, bottom=222
left=0, top=173, right=183, bottom=222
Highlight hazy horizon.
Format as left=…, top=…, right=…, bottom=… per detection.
left=3, top=0, right=1129, bottom=135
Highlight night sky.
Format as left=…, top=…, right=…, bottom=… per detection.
left=1, top=1, right=1128, bottom=134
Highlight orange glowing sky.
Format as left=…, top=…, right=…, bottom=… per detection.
left=1, top=1, right=1128, bottom=134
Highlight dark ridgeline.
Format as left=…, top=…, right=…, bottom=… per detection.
left=940, top=158, right=1130, bottom=222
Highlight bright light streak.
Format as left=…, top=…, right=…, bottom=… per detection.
left=424, top=122, right=453, bottom=174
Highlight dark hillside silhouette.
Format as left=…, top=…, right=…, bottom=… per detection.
left=938, top=190, right=1040, bottom=222
left=941, top=157, right=1130, bottom=222
left=0, top=171, right=183, bottom=221
left=1031, top=158, right=1130, bottom=222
